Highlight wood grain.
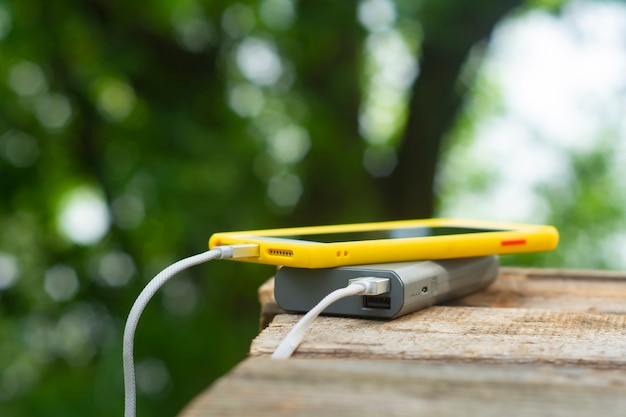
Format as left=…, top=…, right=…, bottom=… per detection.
left=453, top=267, right=626, bottom=313
left=250, top=307, right=626, bottom=366
left=180, top=357, right=626, bottom=417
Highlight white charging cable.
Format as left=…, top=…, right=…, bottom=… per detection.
left=123, top=245, right=389, bottom=416
left=271, top=277, right=390, bottom=359
left=123, top=244, right=258, bottom=417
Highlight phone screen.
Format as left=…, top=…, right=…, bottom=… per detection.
left=279, top=226, right=505, bottom=243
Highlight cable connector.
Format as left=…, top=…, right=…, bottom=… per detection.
left=272, top=277, right=391, bottom=359
left=348, top=277, right=390, bottom=295
left=214, top=243, right=260, bottom=259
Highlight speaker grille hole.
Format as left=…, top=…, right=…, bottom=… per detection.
left=268, top=248, right=294, bottom=257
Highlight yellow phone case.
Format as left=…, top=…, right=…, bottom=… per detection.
left=209, top=218, right=559, bottom=268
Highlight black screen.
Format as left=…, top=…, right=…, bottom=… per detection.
left=285, top=226, right=503, bottom=243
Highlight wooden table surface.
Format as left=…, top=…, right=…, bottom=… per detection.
left=179, top=267, right=626, bottom=417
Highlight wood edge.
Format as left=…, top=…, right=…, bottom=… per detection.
left=500, top=266, right=626, bottom=281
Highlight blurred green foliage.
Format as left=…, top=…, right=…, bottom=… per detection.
left=3, top=0, right=619, bottom=416
left=0, top=1, right=287, bottom=415
left=0, top=1, right=391, bottom=416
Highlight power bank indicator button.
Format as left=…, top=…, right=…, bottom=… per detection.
left=431, top=276, right=439, bottom=294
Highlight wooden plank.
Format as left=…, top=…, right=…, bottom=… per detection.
left=452, top=267, right=626, bottom=313
left=179, top=357, right=626, bottom=417
left=250, top=307, right=626, bottom=366
left=502, top=267, right=626, bottom=281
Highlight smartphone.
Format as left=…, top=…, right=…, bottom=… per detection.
left=209, top=218, right=558, bottom=269
left=274, top=256, right=499, bottom=319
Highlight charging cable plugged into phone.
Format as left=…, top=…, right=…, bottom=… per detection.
left=122, top=244, right=260, bottom=417
left=122, top=246, right=499, bottom=417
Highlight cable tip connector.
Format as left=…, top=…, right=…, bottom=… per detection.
left=348, top=277, right=390, bottom=295
left=215, top=244, right=260, bottom=259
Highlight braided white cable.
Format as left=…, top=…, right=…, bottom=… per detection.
left=123, top=249, right=223, bottom=417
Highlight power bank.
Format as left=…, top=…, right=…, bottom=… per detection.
left=274, top=256, right=499, bottom=319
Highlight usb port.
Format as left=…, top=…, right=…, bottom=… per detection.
left=363, top=295, right=391, bottom=310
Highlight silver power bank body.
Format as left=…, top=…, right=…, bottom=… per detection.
left=274, top=256, right=499, bottom=319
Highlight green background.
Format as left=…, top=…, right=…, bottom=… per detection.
left=1, top=0, right=623, bottom=416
